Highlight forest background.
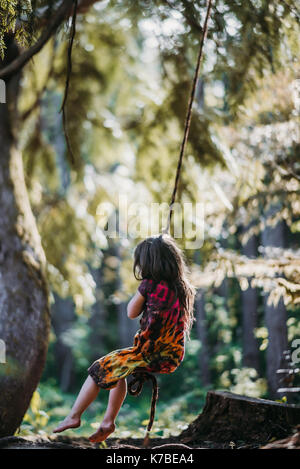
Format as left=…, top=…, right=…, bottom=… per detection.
left=0, top=0, right=299, bottom=440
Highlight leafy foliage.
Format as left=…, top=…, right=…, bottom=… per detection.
left=0, top=0, right=37, bottom=58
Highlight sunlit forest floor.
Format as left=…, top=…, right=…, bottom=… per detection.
left=12, top=383, right=299, bottom=450
left=18, top=382, right=200, bottom=441
left=1, top=432, right=294, bottom=450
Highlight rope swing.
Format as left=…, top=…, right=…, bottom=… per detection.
left=131, top=0, right=213, bottom=446
left=127, top=370, right=158, bottom=446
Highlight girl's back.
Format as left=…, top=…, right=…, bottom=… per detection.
left=136, top=278, right=185, bottom=374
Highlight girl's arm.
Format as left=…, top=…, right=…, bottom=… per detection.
left=127, top=291, right=145, bottom=319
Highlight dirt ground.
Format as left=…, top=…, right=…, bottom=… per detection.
left=0, top=434, right=266, bottom=449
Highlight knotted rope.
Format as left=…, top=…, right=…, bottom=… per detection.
left=128, top=370, right=159, bottom=445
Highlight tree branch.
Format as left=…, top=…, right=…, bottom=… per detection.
left=0, top=0, right=74, bottom=79
left=242, top=189, right=300, bottom=207
left=0, top=0, right=99, bottom=80
left=60, top=0, right=78, bottom=167
left=161, top=0, right=203, bottom=32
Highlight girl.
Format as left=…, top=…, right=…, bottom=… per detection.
left=53, top=233, right=195, bottom=442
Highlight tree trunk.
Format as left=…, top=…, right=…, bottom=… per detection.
left=241, top=233, right=260, bottom=372
left=114, top=240, right=138, bottom=348
left=51, top=294, right=75, bottom=392
left=180, top=390, right=300, bottom=444
left=0, top=37, right=50, bottom=437
left=89, top=266, right=108, bottom=361
left=263, top=295, right=288, bottom=397
left=195, top=289, right=211, bottom=386
left=261, top=214, right=288, bottom=398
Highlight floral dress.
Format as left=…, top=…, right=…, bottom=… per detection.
left=88, top=278, right=185, bottom=390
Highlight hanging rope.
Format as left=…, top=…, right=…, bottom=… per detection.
left=163, top=0, right=213, bottom=234
left=128, top=370, right=158, bottom=446
left=60, top=0, right=78, bottom=167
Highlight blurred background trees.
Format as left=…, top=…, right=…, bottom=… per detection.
left=0, top=0, right=299, bottom=437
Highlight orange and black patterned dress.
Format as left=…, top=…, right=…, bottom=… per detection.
left=88, top=278, right=185, bottom=390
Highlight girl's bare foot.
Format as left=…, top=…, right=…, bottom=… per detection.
left=89, top=421, right=115, bottom=442
left=53, top=414, right=81, bottom=433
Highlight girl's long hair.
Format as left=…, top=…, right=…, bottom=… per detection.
left=133, top=233, right=196, bottom=337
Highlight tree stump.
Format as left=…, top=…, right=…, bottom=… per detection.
left=179, top=391, right=300, bottom=444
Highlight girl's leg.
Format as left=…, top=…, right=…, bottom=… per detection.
left=89, top=378, right=127, bottom=442
left=53, top=375, right=100, bottom=433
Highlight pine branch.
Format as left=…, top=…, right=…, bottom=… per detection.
left=241, top=189, right=300, bottom=208
left=0, top=0, right=74, bottom=79
left=161, top=0, right=203, bottom=33
left=0, top=0, right=99, bottom=79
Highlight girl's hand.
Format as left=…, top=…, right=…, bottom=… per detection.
left=127, top=291, right=145, bottom=319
